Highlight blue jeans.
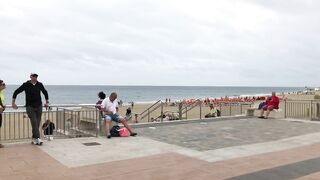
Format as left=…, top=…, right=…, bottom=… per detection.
left=104, top=113, right=122, bottom=123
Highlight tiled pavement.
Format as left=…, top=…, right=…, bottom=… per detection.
left=1, top=118, right=320, bottom=180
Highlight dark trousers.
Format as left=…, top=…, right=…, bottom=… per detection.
left=26, top=106, right=43, bottom=139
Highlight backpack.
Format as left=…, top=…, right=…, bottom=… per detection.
left=119, top=127, right=130, bottom=137
left=110, top=125, right=120, bottom=137
left=217, top=109, right=221, bottom=117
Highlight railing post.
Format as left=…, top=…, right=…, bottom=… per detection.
left=284, top=99, right=287, bottom=119
left=161, top=102, right=163, bottom=123
left=63, top=109, right=66, bottom=135
left=56, top=107, right=59, bottom=136
left=200, top=103, right=202, bottom=119
left=219, top=103, right=222, bottom=116
left=240, top=104, right=243, bottom=114
left=179, top=103, right=182, bottom=120
left=310, top=100, right=313, bottom=120
left=317, top=102, right=320, bottom=119
left=229, top=103, right=232, bottom=116
left=186, top=107, right=188, bottom=120
left=147, top=110, right=150, bottom=122
left=96, top=109, right=99, bottom=137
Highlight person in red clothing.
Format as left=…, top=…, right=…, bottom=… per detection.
left=259, top=92, right=279, bottom=119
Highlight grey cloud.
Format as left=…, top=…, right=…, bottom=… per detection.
left=0, top=0, right=320, bottom=86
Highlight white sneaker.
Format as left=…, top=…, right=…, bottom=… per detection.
left=32, top=138, right=37, bottom=144
left=37, top=138, right=43, bottom=144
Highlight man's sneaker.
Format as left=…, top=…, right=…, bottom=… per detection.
left=37, top=138, right=43, bottom=145
left=107, top=134, right=112, bottom=139
left=130, top=132, right=137, bottom=136
left=31, top=138, right=38, bottom=144
left=32, top=138, right=43, bottom=145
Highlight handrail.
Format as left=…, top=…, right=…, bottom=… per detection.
left=182, top=99, right=201, bottom=114
left=139, top=100, right=161, bottom=115
left=139, top=103, right=162, bottom=120
left=182, top=99, right=201, bottom=108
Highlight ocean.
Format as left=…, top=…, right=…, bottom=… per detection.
left=1, top=85, right=304, bottom=106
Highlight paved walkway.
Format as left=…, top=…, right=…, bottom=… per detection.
left=1, top=118, right=320, bottom=179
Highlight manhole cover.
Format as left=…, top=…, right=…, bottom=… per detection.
left=82, top=142, right=101, bottom=146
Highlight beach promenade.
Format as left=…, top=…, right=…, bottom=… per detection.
left=2, top=117, right=320, bottom=180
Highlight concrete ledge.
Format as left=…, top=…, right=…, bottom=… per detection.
left=246, top=108, right=284, bottom=118
left=129, top=115, right=249, bottom=129
left=246, top=108, right=257, bottom=117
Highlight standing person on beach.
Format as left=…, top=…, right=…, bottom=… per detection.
left=258, top=92, right=279, bottom=119
left=0, top=80, right=6, bottom=148
left=12, top=73, right=49, bottom=145
left=100, top=92, right=137, bottom=138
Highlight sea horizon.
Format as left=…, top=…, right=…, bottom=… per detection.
left=2, top=85, right=305, bottom=106
left=4, top=84, right=311, bottom=88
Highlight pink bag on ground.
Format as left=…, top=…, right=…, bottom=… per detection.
left=119, top=127, right=130, bottom=137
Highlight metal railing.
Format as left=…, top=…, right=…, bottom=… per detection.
left=0, top=105, right=100, bottom=143
left=284, top=99, right=320, bottom=120
left=136, top=101, right=253, bottom=123
left=139, top=100, right=162, bottom=122
left=182, top=99, right=202, bottom=119
left=0, top=102, right=254, bottom=143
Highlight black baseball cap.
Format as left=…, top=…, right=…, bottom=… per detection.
left=30, top=73, right=38, bottom=77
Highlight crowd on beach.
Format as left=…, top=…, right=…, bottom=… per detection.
left=168, top=95, right=282, bottom=106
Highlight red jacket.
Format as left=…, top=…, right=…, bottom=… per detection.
left=266, top=96, right=279, bottom=109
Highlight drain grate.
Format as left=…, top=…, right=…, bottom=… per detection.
left=82, top=142, right=101, bottom=146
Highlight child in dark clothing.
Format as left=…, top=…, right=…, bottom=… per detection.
left=96, top=91, right=106, bottom=111
left=42, top=119, right=55, bottom=141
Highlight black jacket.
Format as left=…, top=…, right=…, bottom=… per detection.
left=13, top=81, right=49, bottom=107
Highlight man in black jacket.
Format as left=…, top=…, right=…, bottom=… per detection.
left=12, top=73, right=49, bottom=145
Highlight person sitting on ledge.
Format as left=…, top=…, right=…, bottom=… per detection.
left=100, top=92, right=137, bottom=139
left=205, top=104, right=217, bottom=118
left=258, top=92, right=279, bottom=119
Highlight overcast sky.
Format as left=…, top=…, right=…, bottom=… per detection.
left=0, top=0, right=319, bottom=86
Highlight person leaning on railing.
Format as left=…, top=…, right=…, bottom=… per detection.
left=11, top=73, right=49, bottom=145
left=0, top=80, right=6, bottom=148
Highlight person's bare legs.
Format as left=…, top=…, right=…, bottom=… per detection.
left=119, top=119, right=137, bottom=136
left=259, top=109, right=265, bottom=117
left=265, top=106, right=274, bottom=119
left=104, top=120, right=111, bottom=138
